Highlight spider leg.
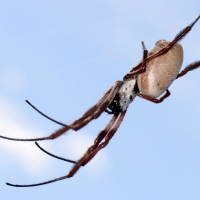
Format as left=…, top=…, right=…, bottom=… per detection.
left=66, top=81, right=123, bottom=131
left=137, top=89, right=171, bottom=103
left=26, top=100, right=70, bottom=127
left=35, top=109, right=120, bottom=164
left=123, top=41, right=148, bottom=80
left=26, top=80, right=122, bottom=127
left=25, top=84, right=115, bottom=128
left=0, top=81, right=123, bottom=142
left=148, top=14, right=200, bottom=61
left=7, top=110, right=126, bottom=187
left=176, top=61, right=200, bottom=79
left=35, top=142, right=77, bottom=164
left=81, top=110, right=126, bottom=166
left=125, top=14, right=200, bottom=79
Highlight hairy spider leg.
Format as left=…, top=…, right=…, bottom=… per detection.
left=25, top=84, right=115, bottom=127
left=124, top=14, right=200, bottom=79
left=68, top=80, right=122, bottom=131
left=0, top=81, right=123, bottom=142
left=80, top=110, right=126, bottom=167
left=7, top=110, right=126, bottom=187
left=176, top=61, right=200, bottom=79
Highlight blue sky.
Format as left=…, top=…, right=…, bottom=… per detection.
left=0, top=1, right=200, bottom=199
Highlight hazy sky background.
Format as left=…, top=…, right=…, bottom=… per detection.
left=0, top=1, right=200, bottom=199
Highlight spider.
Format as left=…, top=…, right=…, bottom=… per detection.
left=1, top=14, right=200, bottom=187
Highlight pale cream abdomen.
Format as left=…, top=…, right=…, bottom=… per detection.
left=137, top=40, right=183, bottom=98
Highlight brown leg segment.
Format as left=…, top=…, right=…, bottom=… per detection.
left=26, top=100, right=70, bottom=127
left=69, top=80, right=123, bottom=131
left=147, top=14, right=200, bottom=61
left=25, top=83, right=115, bottom=128
left=82, top=110, right=126, bottom=166
left=123, top=41, right=148, bottom=80
left=35, top=142, right=77, bottom=164
left=137, top=89, right=171, bottom=103
left=176, top=61, right=200, bottom=79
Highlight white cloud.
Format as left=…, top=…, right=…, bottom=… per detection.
left=0, top=97, right=51, bottom=176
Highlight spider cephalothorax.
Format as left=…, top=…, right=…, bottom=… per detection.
left=1, top=14, right=200, bottom=187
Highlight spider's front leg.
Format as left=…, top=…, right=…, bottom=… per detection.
left=7, top=110, right=127, bottom=187
left=0, top=81, right=123, bottom=142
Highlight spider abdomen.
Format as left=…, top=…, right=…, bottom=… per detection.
left=137, top=40, right=183, bottom=98
left=108, top=79, right=137, bottom=113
